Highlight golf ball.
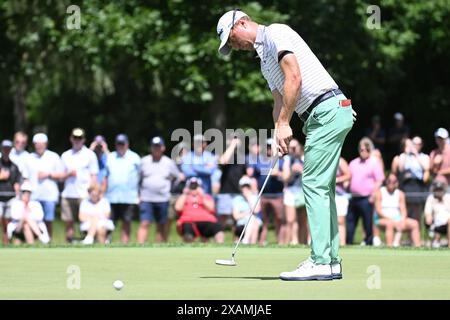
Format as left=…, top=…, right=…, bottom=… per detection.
left=113, top=280, right=124, bottom=290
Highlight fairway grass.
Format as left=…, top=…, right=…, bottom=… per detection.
left=0, top=246, right=449, bottom=300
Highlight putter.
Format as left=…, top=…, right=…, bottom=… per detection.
left=216, top=155, right=279, bottom=266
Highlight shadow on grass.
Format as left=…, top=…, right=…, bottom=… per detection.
left=200, top=276, right=279, bottom=281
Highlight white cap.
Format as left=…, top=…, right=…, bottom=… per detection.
left=20, top=181, right=33, bottom=193
left=394, top=112, right=404, bottom=121
left=32, top=133, right=48, bottom=144
left=217, top=9, right=249, bottom=56
left=435, top=127, right=449, bottom=139
left=239, top=176, right=252, bottom=187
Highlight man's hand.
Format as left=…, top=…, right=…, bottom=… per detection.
left=275, top=124, right=293, bottom=156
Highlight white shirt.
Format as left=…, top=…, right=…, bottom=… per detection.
left=424, top=194, right=450, bottom=227
left=10, top=199, right=44, bottom=221
left=380, top=187, right=401, bottom=220
left=61, top=146, right=99, bottom=199
left=79, top=198, right=111, bottom=219
left=22, top=150, right=63, bottom=202
left=9, top=149, right=30, bottom=174
left=254, top=24, right=338, bottom=115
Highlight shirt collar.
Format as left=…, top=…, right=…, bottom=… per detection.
left=253, top=25, right=266, bottom=59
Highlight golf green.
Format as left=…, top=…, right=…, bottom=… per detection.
left=0, top=245, right=449, bottom=299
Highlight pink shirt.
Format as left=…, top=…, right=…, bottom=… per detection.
left=349, top=156, right=385, bottom=196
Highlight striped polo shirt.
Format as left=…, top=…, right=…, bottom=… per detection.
left=254, top=24, right=338, bottom=115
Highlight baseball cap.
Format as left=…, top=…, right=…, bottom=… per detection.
left=217, top=9, right=249, bottom=56
left=432, top=180, right=447, bottom=192
left=151, top=136, right=165, bottom=146
left=32, top=133, right=48, bottom=144
left=434, top=128, right=449, bottom=139
left=1, top=139, right=13, bottom=148
left=20, top=181, right=33, bottom=193
left=394, top=112, right=404, bottom=121
left=239, top=176, right=252, bottom=187
left=71, top=128, right=85, bottom=138
left=115, top=134, right=129, bottom=144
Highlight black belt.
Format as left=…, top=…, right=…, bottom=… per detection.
left=299, top=89, right=342, bottom=122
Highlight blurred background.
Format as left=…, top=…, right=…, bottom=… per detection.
left=0, top=0, right=449, bottom=159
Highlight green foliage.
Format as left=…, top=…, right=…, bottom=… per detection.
left=0, top=0, right=449, bottom=156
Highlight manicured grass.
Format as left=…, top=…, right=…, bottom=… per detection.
left=0, top=245, right=449, bottom=299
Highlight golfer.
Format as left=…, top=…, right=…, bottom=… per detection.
left=217, top=9, right=354, bottom=280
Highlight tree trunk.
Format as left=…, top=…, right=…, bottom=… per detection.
left=13, top=82, right=27, bottom=132
left=210, top=85, right=226, bottom=134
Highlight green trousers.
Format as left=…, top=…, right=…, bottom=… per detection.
left=301, top=93, right=354, bottom=265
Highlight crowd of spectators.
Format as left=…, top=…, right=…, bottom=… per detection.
left=0, top=113, right=449, bottom=248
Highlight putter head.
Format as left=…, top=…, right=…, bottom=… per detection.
left=215, top=258, right=237, bottom=266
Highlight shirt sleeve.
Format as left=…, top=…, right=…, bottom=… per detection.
left=268, top=25, right=295, bottom=62
left=88, top=151, right=99, bottom=175
left=10, top=200, right=22, bottom=220
left=373, top=159, right=385, bottom=182
left=79, top=199, right=89, bottom=214
left=424, top=195, right=433, bottom=217
left=31, top=202, right=44, bottom=221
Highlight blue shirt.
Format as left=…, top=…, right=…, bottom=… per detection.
left=180, top=151, right=217, bottom=194
left=247, top=155, right=284, bottom=196
left=105, top=150, right=141, bottom=204
left=97, top=153, right=108, bottom=184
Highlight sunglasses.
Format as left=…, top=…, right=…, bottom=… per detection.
left=219, top=8, right=241, bottom=41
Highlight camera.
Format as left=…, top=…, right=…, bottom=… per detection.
left=189, top=181, right=198, bottom=190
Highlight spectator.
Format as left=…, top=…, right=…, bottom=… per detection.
left=335, top=157, right=351, bottom=246
left=22, top=133, right=65, bottom=239
left=424, top=180, right=450, bottom=248
left=386, top=112, right=410, bottom=162
left=79, top=184, right=114, bottom=245
left=430, top=128, right=450, bottom=187
left=282, top=139, right=307, bottom=245
left=216, top=137, right=246, bottom=228
left=0, top=139, right=22, bottom=244
left=89, top=135, right=110, bottom=184
left=245, top=139, right=262, bottom=194
left=174, top=177, right=224, bottom=243
left=7, top=182, right=50, bottom=245
left=391, top=137, right=430, bottom=223
left=180, top=134, right=217, bottom=195
left=365, top=115, right=386, bottom=152
left=137, top=136, right=183, bottom=244
left=103, top=134, right=140, bottom=244
left=347, top=137, right=385, bottom=245
left=249, top=138, right=285, bottom=245
left=373, top=174, right=421, bottom=247
left=9, top=131, right=30, bottom=174
left=231, top=176, right=262, bottom=244
left=60, top=128, right=99, bottom=243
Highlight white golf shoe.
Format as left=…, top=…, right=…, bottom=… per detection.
left=82, top=235, right=94, bottom=245
left=38, top=233, right=50, bottom=244
left=331, top=262, right=343, bottom=280
left=279, top=259, right=333, bottom=281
